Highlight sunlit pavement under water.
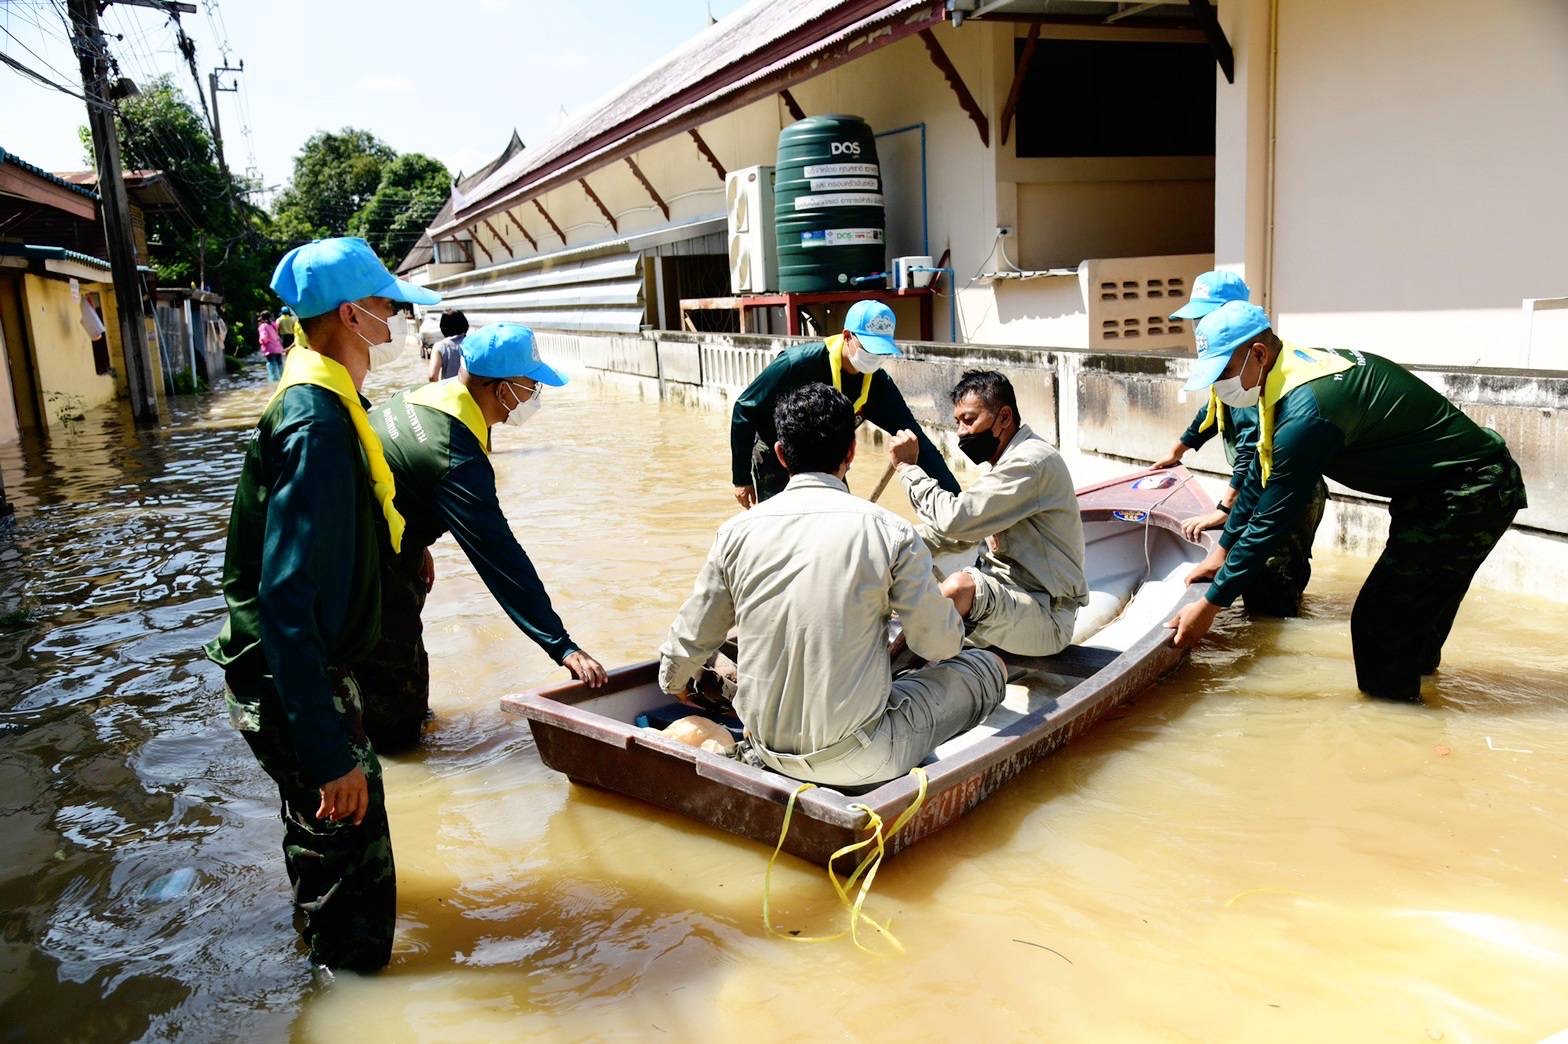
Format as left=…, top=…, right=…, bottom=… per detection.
left=1, top=356, right=1565, bottom=1042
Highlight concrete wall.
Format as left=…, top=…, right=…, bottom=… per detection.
left=22, top=274, right=116, bottom=430
left=1264, top=0, right=1568, bottom=369
left=535, top=328, right=1568, bottom=603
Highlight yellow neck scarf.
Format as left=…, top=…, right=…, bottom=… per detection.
left=825, top=333, right=873, bottom=414
left=1196, top=390, right=1228, bottom=439
left=269, top=347, right=405, bottom=552
left=1255, top=343, right=1354, bottom=485
left=406, top=379, right=491, bottom=454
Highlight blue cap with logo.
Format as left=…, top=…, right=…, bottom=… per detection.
left=271, top=237, right=441, bottom=319
left=843, top=299, right=901, bottom=357
left=1169, top=270, right=1250, bottom=321
left=461, top=323, right=566, bottom=385
left=1184, top=301, right=1273, bottom=390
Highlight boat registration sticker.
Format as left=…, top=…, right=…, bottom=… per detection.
left=1113, top=509, right=1149, bottom=523
left=1132, top=474, right=1179, bottom=491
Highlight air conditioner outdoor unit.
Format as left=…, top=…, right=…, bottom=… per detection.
left=726, top=165, right=776, bottom=294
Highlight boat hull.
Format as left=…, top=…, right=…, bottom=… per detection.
left=502, top=466, right=1216, bottom=866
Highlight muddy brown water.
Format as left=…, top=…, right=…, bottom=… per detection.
left=1, top=356, right=1565, bottom=1042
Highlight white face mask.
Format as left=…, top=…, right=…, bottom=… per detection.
left=1213, top=349, right=1262, bottom=408
left=500, top=381, right=541, bottom=427
left=350, top=303, right=409, bottom=370
left=848, top=345, right=884, bottom=374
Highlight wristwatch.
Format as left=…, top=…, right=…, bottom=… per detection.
left=1216, top=501, right=1231, bottom=513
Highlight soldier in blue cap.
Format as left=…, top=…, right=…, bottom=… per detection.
left=357, top=323, right=608, bottom=750
left=1154, top=271, right=1327, bottom=615
left=727, top=300, right=960, bottom=507
left=204, top=237, right=441, bottom=970
left=1166, top=301, right=1527, bottom=701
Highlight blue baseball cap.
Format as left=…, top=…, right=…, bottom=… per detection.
left=271, top=237, right=441, bottom=319
left=843, top=299, right=901, bottom=357
left=1170, top=270, right=1250, bottom=320
left=461, top=323, right=566, bottom=385
left=1184, top=301, right=1273, bottom=390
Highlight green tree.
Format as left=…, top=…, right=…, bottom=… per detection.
left=81, top=75, right=278, bottom=358
left=272, top=129, right=395, bottom=238
left=348, top=152, right=451, bottom=266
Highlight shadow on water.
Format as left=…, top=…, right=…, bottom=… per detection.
left=0, top=374, right=311, bottom=1041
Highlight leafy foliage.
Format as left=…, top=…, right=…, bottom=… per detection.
left=346, top=153, right=451, bottom=266
left=86, top=75, right=277, bottom=354
left=271, top=129, right=396, bottom=238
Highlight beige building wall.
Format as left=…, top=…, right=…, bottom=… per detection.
left=452, top=20, right=1223, bottom=350
left=23, top=274, right=116, bottom=430
left=1267, top=0, right=1568, bottom=368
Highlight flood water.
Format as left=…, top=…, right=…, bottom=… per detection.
left=2, top=355, right=1566, bottom=1042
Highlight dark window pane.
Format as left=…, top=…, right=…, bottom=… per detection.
left=1014, top=39, right=1216, bottom=158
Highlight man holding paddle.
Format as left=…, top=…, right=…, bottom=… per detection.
left=889, top=370, right=1088, bottom=657
left=727, top=301, right=958, bottom=507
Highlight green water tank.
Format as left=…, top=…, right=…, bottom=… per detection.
left=774, top=115, right=885, bottom=292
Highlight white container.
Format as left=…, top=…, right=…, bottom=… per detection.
left=893, top=255, right=934, bottom=290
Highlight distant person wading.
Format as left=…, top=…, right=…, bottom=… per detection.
left=428, top=309, right=468, bottom=382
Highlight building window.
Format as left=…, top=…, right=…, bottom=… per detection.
left=434, top=239, right=473, bottom=264
left=1013, top=38, right=1215, bottom=158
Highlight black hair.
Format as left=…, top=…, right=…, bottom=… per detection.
left=257, top=311, right=271, bottom=323
left=439, top=308, right=469, bottom=337
left=774, top=383, right=855, bottom=475
left=951, top=369, right=1020, bottom=423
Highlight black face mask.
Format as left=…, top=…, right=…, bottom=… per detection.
left=958, top=427, right=1000, bottom=465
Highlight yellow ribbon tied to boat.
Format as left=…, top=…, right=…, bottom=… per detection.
left=406, top=378, right=491, bottom=454
left=762, top=765, right=928, bottom=954
left=1255, top=344, right=1353, bottom=486
left=269, top=347, right=406, bottom=553
left=825, top=333, right=874, bottom=415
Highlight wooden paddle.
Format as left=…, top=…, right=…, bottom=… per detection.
left=867, top=461, right=897, bottom=503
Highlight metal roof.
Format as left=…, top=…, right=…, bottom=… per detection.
left=0, top=242, right=111, bottom=270
left=0, top=148, right=101, bottom=202
left=436, top=0, right=943, bottom=235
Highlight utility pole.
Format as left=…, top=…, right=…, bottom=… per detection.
left=66, top=0, right=158, bottom=421
left=208, top=61, right=242, bottom=186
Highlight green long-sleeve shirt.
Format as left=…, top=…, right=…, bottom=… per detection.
left=1179, top=401, right=1258, bottom=491
left=729, top=342, right=960, bottom=494
left=370, top=386, right=579, bottom=663
left=205, top=384, right=382, bottom=785
left=1211, top=348, right=1515, bottom=607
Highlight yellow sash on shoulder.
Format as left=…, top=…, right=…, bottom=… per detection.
left=406, top=378, right=491, bottom=454
left=1196, top=390, right=1227, bottom=440
left=825, top=333, right=873, bottom=414
left=1256, top=343, right=1354, bottom=486
left=269, top=347, right=406, bottom=552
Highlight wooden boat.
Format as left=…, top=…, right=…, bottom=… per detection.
left=502, top=466, right=1216, bottom=866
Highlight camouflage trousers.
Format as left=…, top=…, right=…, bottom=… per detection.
left=1242, top=478, right=1329, bottom=617
left=1351, top=452, right=1527, bottom=701
left=227, top=667, right=396, bottom=971
left=354, top=547, right=431, bottom=753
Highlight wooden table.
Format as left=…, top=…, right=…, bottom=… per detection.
left=679, top=287, right=935, bottom=340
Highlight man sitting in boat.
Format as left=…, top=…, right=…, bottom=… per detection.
left=659, top=383, right=1007, bottom=788
left=726, top=300, right=959, bottom=508
left=888, top=370, right=1088, bottom=658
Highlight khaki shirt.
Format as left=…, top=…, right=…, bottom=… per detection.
left=899, top=424, right=1088, bottom=605
left=658, top=473, right=963, bottom=755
